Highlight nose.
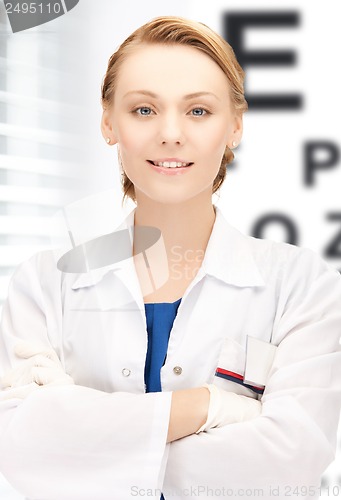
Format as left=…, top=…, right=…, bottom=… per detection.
left=159, top=111, right=184, bottom=145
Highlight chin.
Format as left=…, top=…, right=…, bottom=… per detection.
left=136, top=183, right=192, bottom=204
left=150, top=195, right=189, bottom=205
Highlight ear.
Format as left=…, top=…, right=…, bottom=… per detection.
left=230, top=114, right=243, bottom=148
left=101, top=108, right=118, bottom=145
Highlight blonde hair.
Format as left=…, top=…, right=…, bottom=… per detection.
left=101, top=16, right=248, bottom=204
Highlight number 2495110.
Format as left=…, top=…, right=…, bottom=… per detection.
left=5, top=3, right=62, bottom=14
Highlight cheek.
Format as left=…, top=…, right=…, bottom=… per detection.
left=196, top=119, right=231, bottom=152
left=199, top=133, right=228, bottom=162
left=116, top=120, right=152, bottom=155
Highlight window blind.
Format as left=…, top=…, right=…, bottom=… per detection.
left=0, top=4, right=83, bottom=314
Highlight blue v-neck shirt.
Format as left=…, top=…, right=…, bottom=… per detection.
left=144, top=298, right=182, bottom=500
left=144, top=298, right=182, bottom=393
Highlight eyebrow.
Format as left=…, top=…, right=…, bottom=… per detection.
left=123, top=90, right=220, bottom=101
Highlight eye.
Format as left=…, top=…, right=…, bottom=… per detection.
left=190, top=107, right=210, bottom=117
left=133, top=106, right=154, bottom=116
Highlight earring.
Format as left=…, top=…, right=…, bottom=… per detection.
left=106, top=137, right=111, bottom=144
left=232, top=140, right=237, bottom=148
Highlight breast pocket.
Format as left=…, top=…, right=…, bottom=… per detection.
left=214, top=337, right=265, bottom=398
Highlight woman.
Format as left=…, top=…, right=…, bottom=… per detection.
left=0, top=16, right=341, bottom=500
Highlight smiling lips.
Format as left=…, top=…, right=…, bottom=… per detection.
left=147, top=159, right=193, bottom=169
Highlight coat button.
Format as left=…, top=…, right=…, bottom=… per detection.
left=173, top=366, right=183, bottom=375
left=122, top=368, right=131, bottom=377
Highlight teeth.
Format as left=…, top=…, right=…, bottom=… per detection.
left=154, top=161, right=190, bottom=168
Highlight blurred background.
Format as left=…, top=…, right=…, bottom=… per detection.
left=0, top=0, right=340, bottom=497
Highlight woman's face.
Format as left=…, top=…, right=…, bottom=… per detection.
left=102, top=43, right=243, bottom=205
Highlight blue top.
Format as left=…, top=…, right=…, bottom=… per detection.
left=144, top=298, right=182, bottom=500
left=144, top=298, right=182, bottom=393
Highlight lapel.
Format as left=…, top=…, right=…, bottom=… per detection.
left=70, top=208, right=145, bottom=314
left=202, top=205, right=265, bottom=288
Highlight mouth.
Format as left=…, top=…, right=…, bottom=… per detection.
left=147, top=160, right=194, bottom=169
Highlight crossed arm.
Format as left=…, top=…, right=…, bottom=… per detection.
left=1, top=341, right=261, bottom=443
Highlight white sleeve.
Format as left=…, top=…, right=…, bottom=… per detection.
left=163, top=249, right=341, bottom=500
left=0, top=254, right=171, bottom=500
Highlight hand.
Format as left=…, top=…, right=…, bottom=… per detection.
left=1, top=341, right=74, bottom=399
left=196, top=383, right=261, bottom=433
left=167, top=386, right=211, bottom=443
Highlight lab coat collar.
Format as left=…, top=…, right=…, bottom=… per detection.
left=71, top=204, right=265, bottom=291
left=202, top=205, right=265, bottom=287
left=71, top=210, right=136, bottom=291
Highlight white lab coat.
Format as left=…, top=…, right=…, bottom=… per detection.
left=0, top=205, right=341, bottom=500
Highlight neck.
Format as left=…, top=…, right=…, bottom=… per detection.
left=133, top=194, right=216, bottom=260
